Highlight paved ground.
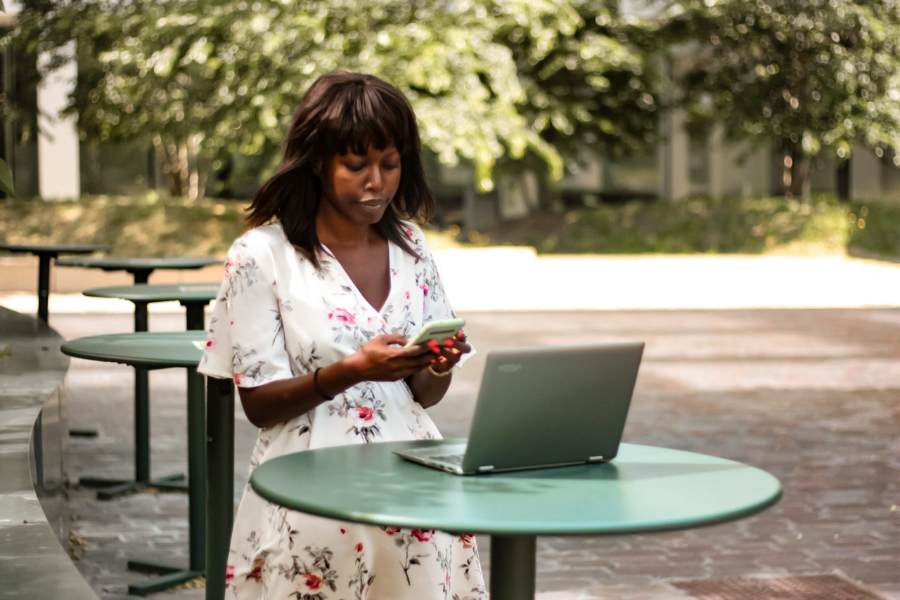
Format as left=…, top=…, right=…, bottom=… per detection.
left=44, top=307, right=900, bottom=599
left=5, top=250, right=900, bottom=312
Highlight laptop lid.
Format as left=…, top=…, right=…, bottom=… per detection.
left=461, top=342, right=644, bottom=473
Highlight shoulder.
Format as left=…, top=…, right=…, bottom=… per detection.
left=398, top=220, right=430, bottom=256
left=225, top=223, right=287, bottom=273
left=226, top=223, right=288, bottom=265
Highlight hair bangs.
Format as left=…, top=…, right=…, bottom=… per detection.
left=318, top=81, right=413, bottom=158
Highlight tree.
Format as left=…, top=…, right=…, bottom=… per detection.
left=12, top=0, right=580, bottom=199
left=663, top=0, right=900, bottom=199
left=498, top=0, right=660, bottom=163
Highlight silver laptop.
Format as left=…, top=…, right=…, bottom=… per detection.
left=394, top=342, right=644, bottom=475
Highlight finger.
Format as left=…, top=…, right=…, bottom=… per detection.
left=376, top=334, right=409, bottom=346
left=397, top=344, right=431, bottom=358
left=447, top=340, right=471, bottom=354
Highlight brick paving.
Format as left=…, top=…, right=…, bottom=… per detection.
left=50, top=309, right=900, bottom=599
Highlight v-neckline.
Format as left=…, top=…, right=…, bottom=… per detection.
left=321, top=239, right=394, bottom=315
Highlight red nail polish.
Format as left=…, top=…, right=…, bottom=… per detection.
left=455, top=331, right=465, bottom=339
left=443, top=338, right=454, bottom=348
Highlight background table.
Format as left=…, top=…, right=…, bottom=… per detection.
left=55, top=256, right=220, bottom=287
left=83, top=282, right=220, bottom=337
left=76, top=283, right=220, bottom=496
left=56, top=256, right=221, bottom=474
left=61, top=331, right=235, bottom=597
left=251, top=440, right=782, bottom=600
left=0, top=242, right=109, bottom=322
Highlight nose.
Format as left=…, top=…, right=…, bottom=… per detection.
left=365, top=167, right=383, bottom=192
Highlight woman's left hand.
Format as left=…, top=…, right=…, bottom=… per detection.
left=422, top=330, right=471, bottom=375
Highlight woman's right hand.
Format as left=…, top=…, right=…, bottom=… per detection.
left=343, top=334, right=433, bottom=382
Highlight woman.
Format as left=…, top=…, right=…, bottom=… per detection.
left=199, top=72, right=486, bottom=599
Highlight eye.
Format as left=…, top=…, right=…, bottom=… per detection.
left=382, top=161, right=401, bottom=171
left=344, top=161, right=366, bottom=172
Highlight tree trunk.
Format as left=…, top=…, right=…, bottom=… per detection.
left=153, top=135, right=187, bottom=197
left=836, top=159, right=851, bottom=202
left=782, top=147, right=812, bottom=200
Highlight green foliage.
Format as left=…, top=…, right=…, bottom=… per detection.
left=0, top=194, right=247, bottom=256
left=498, top=0, right=661, bottom=165
left=470, top=195, right=900, bottom=258
left=10, top=0, right=662, bottom=197
left=3, top=194, right=898, bottom=261
left=663, top=0, right=900, bottom=195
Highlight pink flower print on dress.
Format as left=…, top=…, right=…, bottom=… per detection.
left=404, top=290, right=411, bottom=301
left=340, top=527, right=347, bottom=534
left=302, top=573, right=322, bottom=592
left=460, top=534, right=475, bottom=549
left=355, top=542, right=364, bottom=553
left=204, top=338, right=214, bottom=350
left=327, top=307, right=356, bottom=325
left=402, top=225, right=415, bottom=239
left=233, top=373, right=242, bottom=385
left=356, top=406, right=375, bottom=422
left=246, top=556, right=264, bottom=582
left=383, top=527, right=401, bottom=536
left=224, top=259, right=235, bottom=272
left=411, top=529, right=434, bottom=542
left=419, top=282, right=430, bottom=297
left=225, top=564, right=235, bottom=583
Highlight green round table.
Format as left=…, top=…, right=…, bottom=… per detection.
left=0, top=242, right=109, bottom=322
left=251, top=440, right=782, bottom=599
left=84, top=282, right=220, bottom=330
left=61, top=331, right=235, bottom=598
left=74, top=283, right=221, bottom=498
left=55, top=256, right=220, bottom=286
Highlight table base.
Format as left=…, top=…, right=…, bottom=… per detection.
left=490, top=535, right=536, bottom=600
left=79, top=473, right=187, bottom=500
left=68, top=428, right=99, bottom=438
left=126, top=559, right=202, bottom=596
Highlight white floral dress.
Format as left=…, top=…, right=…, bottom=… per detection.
left=198, top=221, right=486, bottom=600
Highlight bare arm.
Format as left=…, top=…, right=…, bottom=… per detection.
left=238, top=334, right=434, bottom=429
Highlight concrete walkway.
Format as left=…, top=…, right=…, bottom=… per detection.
left=4, top=250, right=900, bottom=599
left=3, top=250, right=900, bottom=313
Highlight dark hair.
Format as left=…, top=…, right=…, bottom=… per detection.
left=245, top=72, right=434, bottom=266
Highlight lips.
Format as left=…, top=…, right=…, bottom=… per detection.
left=360, top=197, right=385, bottom=206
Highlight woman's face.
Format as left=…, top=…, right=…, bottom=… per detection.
left=320, top=145, right=402, bottom=226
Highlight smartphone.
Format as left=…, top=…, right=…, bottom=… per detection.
left=404, top=318, right=465, bottom=349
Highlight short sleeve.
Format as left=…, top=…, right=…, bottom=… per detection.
left=198, top=234, right=294, bottom=387
left=407, top=223, right=476, bottom=368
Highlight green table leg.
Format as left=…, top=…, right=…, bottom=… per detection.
left=183, top=302, right=206, bottom=331
left=490, top=535, right=536, bottom=600
left=187, top=367, right=207, bottom=571
left=37, top=253, right=51, bottom=323
left=125, top=366, right=207, bottom=595
left=206, top=377, right=235, bottom=600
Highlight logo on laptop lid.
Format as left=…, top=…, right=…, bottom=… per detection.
left=497, top=363, right=522, bottom=374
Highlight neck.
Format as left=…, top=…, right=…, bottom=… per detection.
left=315, top=204, right=378, bottom=248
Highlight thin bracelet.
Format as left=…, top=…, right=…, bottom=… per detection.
left=313, top=367, right=335, bottom=400
left=427, top=365, right=452, bottom=378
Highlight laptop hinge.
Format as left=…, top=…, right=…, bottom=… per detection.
left=587, top=455, right=606, bottom=463
left=477, top=465, right=495, bottom=473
